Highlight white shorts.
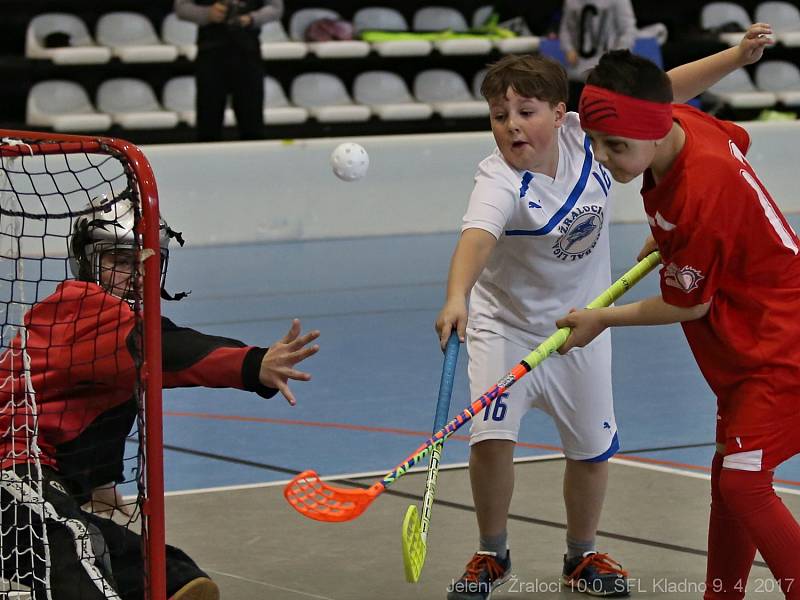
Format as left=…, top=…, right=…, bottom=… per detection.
left=467, top=327, right=618, bottom=461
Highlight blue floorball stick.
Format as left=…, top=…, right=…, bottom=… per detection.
left=401, top=332, right=460, bottom=582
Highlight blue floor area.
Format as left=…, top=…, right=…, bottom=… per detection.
left=156, top=216, right=800, bottom=492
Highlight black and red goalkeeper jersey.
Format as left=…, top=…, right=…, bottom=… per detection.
left=0, top=280, right=276, bottom=491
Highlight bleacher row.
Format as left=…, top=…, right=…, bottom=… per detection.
left=26, top=6, right=540, bottom=66
left=27, top=69, right=495, bottom=132
left=13, top=1, right=800, bottom=141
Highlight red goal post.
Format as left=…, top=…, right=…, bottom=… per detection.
left=0, top=129, right=166, bottom=600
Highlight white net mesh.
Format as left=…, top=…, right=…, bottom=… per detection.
left=0, top=138, right=147, bottom=600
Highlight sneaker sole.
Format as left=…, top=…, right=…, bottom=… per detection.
left=169, top=577, right=220, bottom=600
left=562, top=575, right=630, bottom=597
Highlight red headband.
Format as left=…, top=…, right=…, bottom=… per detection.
left=579, top=85, right=673, bottom=140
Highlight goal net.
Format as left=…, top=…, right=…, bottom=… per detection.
left=0, top=131, right=166, bottom=600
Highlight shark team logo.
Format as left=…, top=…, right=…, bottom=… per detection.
left=664, top=262, right=704, bottom=293
left=553, top=205, right=604, bottom=261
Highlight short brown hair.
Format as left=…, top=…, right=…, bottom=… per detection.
left=480, top=54, right=568, bottom=107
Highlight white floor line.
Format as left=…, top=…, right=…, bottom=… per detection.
left=161, top=451, right=800, bottom=498
left=205, top=568, right=336, bottom=600
left=162, top=453, right=565, bottom=497
left=610, top=456, right=800, bottom=496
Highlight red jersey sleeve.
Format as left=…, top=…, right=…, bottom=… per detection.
left=719, top=119, right=750, bottom=157
left=160, top=318, right=278, bottom=398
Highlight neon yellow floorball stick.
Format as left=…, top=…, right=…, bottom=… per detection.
left=284, top=252, right=661, bottom=523
left=402, top=333, right=460, bottom=583
left=400, top=251, right=661, bottom=582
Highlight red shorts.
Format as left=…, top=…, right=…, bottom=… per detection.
left=716, top=413, right=800, bottom=472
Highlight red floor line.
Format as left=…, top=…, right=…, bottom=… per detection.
left=163, top=410, right=800, bottom=487
left=163, top=410, right=561, bottom=451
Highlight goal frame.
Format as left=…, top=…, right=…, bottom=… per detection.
left=0, top=128, right=166, bottom=600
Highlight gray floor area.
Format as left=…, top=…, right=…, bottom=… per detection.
left=164, top=458, right=798, bottom=599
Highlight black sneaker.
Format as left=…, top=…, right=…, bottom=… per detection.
left=447, top=551, right=512, bottom=599
left=562, top=551, right=629, bottom=597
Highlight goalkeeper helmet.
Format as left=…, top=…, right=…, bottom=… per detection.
left=69, top=194, right=185, bottom=300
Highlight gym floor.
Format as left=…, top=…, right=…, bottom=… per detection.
left=153, top=217, right=800, bottom=599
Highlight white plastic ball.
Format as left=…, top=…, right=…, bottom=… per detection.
left=330, top=142, right=369, bottom=182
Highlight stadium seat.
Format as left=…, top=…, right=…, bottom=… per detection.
left=472, top=68, right=488, bottom=100
left=471, top=5, right=540, bottom=53
left=703, top=68, right=777, bottom=108
left=755, top=2, right=800, bottom=47
left=162, top=76, right=236, bottom=127
left=755, top=61, right=800, bottom=106
left=353, top=71, right=434, bottom=121
left=96, top=78, right=180, bottom=128
left=472, top=5, right=493, bottom=28
left=263, top=76, right=309, bottom=124
left=161, top=12, right=197, bottom=60
left=700, top=2, right=751, bottom=46
left=353, top=7, right=433, bottom=56
left=26, top=80, right=111, bottom=132
left=25, top=13, right=111, bottom=64
left=96, top=12, right=179, bottom=63
left=413, top=7, right=492, bottom=55
left=290, top=73, right=371, bottom=122
left=260, top=21, right=308, bottom=59
left=414, top=69, right=489, bottom=118
left=289, top=8, right=370, bottom=58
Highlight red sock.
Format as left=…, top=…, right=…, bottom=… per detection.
left=705, top=454, right=757, bottom=600
left=719, top=466, right=800, bottom=598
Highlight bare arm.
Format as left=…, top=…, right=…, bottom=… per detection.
left=434, top=228, right=497, bottom=348
left=668, top=23, right=774, bottom=103
left=556, top=295, right=710, bottom=353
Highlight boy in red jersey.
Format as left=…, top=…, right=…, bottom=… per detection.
left=557, top=50, right=800, bottom=598
left=0, top=195, right=320, bottom=600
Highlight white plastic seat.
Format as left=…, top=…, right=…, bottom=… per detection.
left=161, top=12, right=197, bottom=60
left=263, top=76, right=308, bottom=124
left=289, top=8, right=370, bottom=58
left=703, top=68, right=777, bottom=108
left=472, top=68, right=488, bottom=100
left=353, top=7, right=433, bottom=57
left=755, top=61, right=800, bottom=106
left=755, top=2, right=800, bottom=47
left=413, top=7, right=492, bottom=55
left=162, top=76, right=236, bottom=126
left=96, top=12, right=179, bottom=63
left=25, top=13, right=111, bottom=64
left=701, top=2, right=752, bottom=46
left=470, top=5, right=540, bottom=53
left=96, top=78, right=180, bottom=128
left=290, top=73, right=371, bottom=122
left=26, top=80, right=111, bottom=132
left=260, top=21, right=308, bottom=59
left=414, top=69, right=489, bottom=118
left=353, top=71, right=433, bottom=121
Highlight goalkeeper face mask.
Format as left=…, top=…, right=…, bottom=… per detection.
left=69, top=195, right=189, bottom=302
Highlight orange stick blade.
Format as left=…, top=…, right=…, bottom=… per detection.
left=283, top=470, right=384, bottom=522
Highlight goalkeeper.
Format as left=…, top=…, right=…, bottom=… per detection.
left=0, top=195, right=319, bottom=600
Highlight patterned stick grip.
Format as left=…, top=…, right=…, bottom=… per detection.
left=380, top=252, right=661, bottom=489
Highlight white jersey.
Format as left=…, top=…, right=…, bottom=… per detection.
left=463, top=112, right=613, bottom=344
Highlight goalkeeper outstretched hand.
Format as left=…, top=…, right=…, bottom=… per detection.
left=259, top=319, right=320, bottom=406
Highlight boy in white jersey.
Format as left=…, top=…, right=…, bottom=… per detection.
left=437, top=27, right=774, bottom=599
